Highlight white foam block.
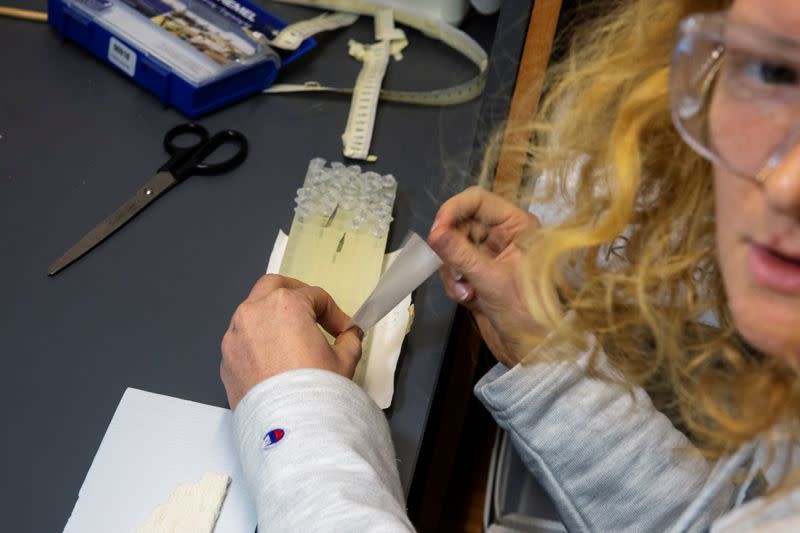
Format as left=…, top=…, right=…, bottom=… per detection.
left=137, top=473, right=230, bottom=533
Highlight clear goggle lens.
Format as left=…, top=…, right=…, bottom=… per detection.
left=670, top=13, right=800, bottom=179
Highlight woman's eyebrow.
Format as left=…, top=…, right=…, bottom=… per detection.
left=731, top=1, right=800, bottom=42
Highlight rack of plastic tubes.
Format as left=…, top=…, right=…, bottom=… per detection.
left=279, top=158, right=397, bottom=346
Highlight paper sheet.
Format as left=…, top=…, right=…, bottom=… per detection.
left=267, top=230, right=411, bottom=409
left=63, top=388, right=256, bottom=533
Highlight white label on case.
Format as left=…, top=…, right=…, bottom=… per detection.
left=108, top=37, right=137, bottom=77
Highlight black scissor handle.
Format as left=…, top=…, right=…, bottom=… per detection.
left=163, top=122, right=210, bottom=155
left=159, top=123, right=210, bottom=179
left=159, top=123, right=248, bottom=181
left=186, top=130, right=249, bottom=176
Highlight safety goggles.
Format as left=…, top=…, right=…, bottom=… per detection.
left=671, top=12, right=800, bottom=181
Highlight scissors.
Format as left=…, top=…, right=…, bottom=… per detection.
left=48, top=123, right=248, bottom=276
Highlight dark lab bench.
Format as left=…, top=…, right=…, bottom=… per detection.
left=0, top=1, right=539, bottom=531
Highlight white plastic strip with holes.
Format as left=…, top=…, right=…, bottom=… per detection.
left=267, top=0, right=488, bottom=105
left=270, top=11, right=360, bottom=50
left=265, top=0, right=489, bottom=160
left=340, top=9, right=404, bottom=160
left=342, top=38, right=389, bottom=161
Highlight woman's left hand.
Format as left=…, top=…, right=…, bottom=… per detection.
left=220, top=274, right=363, bottom=410
left=428, top=187, right=546, bottom=367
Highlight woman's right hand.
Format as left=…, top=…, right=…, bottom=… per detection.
left=428, top=187, right=547, bottom=367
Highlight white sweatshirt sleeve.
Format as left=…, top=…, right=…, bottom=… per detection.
left=474, top=337, right=738, bottom=533
left=232, top=368, right=414, bottom=532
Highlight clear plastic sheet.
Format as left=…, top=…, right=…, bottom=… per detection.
left=348, top=231, right=442, bottom=331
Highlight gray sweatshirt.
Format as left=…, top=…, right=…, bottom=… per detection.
left=232, top=338, right=799, bottom=532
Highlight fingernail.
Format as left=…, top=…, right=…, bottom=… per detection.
left=451, top=268, right=463, bottom=282
left=430, top=217, right=440, bottom=233
left=453, top=282, right=469, bottom=302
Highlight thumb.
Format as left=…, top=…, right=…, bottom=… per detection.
left=333, top=326, right=364, bottom=377
left=428, top=224, right=492, bottom=285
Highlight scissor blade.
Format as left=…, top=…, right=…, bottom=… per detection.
left=48, top=172, right=177, bottom=275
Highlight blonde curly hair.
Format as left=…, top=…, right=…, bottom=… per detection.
left=512, top=0, right=800, bottom=458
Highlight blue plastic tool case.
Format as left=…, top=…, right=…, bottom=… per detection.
left=48, top=0, right=316, bottom=117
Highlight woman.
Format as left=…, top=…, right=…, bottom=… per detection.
left=221, top=0, right=800, bottom=530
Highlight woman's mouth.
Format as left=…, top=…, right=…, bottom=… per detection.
left=749, top=242, right=800, bottom=294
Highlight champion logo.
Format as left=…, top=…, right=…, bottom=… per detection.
left=262, top=428, right=286, bottom=449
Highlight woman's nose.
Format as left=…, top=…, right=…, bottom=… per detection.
left=763, top=141, right=800, bottom=218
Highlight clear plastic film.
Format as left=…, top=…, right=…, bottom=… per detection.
left=348, top=231, right=442, bottom=332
